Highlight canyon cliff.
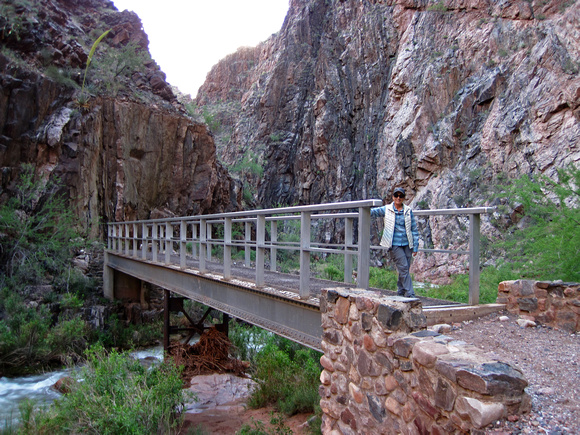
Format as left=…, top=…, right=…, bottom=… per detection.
left=0, top=0, right=240, bottom=239
left=196, top=0, right=579, bottom=280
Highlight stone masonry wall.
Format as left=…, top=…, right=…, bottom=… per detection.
left=497, top=280, right=580, bottom=332
left=319, top=288, right=531, bottom=434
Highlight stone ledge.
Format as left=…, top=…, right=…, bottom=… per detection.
left=320, top=288, right=530, bottom=434
left=423, top=303, right=506, bottom=325
left=497, top=280, right=579, bottom=332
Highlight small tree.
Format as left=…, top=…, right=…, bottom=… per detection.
left=92, top=40, right=149, bottom=96
left=492, top=164, right=579, bottom=282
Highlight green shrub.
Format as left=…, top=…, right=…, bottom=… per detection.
left=20, top=344, right=187, bottom=434
left=92, top=41, right=149, bottom=96
left=229, top=321, right=272, bottom=363
left=248, top=335, right=321, bottom=416
left=60, top=292, right=84, bottom=309
left=369, top=267, right=398, bottom=290
left=230, top=150, right=263, bottom=178
left=97, top=313, right=162, bottom=349
left=427, top=2, right=448, bottom=12
left=0, top=289, right=52, bottom=370
left=46, top=317, right=90, bottom=360
left=322, top=264, right=343, bottom=281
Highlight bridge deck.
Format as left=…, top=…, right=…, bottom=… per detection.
left=182, top=256, right=457, bottom=308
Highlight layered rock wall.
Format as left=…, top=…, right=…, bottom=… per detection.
left=497, top=280, right=580, bottom=332
left=197, top=0, right=580, bottom=281
left=319, top=288, right=531, bottom=434
left=0, top=1, right=240, bottom=239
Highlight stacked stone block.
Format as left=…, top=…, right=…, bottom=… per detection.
left=319, top=288, right=530, bottom=434
left=497, top=280, right=580, bottom=332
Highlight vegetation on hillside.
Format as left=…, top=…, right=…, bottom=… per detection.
left=0, top=166, right=160, bottom=375
left=490, top=164, right=579, bottom=282
left=1, top=0, right=151, bottom=105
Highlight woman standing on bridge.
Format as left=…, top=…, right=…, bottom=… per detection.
left=371, top=187, right=419, bottom=298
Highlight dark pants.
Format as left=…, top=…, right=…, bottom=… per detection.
left=390, top=245, right=415, bottom=297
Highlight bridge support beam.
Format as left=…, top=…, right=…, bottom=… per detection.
left=105, top=252, right=322, bottom=350
left=103, top=252, right=142, bottom=302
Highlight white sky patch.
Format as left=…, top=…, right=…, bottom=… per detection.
left=112, top=0, right=289, bottom=97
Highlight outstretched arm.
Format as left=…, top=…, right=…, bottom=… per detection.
left=410, top=210, right=419, bottom=255
left=371, top=205, right=386, bottom=217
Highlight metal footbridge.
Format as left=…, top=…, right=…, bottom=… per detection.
left=103, top=200, right=499, bottom=350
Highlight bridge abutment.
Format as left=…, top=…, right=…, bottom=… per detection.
left=103, top=252, right=143, bottom=302
left=319, top=288, right=531, bottom=434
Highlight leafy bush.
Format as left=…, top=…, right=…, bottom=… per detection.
left=0, top=289, right=52, bottom=370
left=248, top=335, right=321, bottom=416
left=322, top=264, right=343, bottom=281
left=369, top=266, right=398, bottom=290
left=230, top=150, right=263, bottom=178
left=92, top=41, right=149, bottom=96
left=96, top=313, right=162, bottom=349
left=16, top=344, right=187, bottom=434
left=228, top=321, right=272, bottom=363
left=46, top=317, right=90, bottom=361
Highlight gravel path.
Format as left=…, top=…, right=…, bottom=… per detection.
left=445, top=312, right=579, bottom=434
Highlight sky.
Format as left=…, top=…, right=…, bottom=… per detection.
left=112, top=1, right=289, bottom=97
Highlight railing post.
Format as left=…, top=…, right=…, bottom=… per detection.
left=300, top=211, right=311, bottom=298
left=206, top=222, right=212, bottom=261
left=192, top=222, right=198, bottom=258
left=108, top=224, right=112, bottom=250
left=468, top=213, right=481, bottom=305
left=344, top=217, right=354, bottom=284
left=112, top=224, right=117, bottom=251
left=165, top=222, right=171, bottom=264
left=200, top=218, right=207, bottom=272
left=152, top=223, right=158, bottom=262
left=358, top=206, right=371, bottom=289
left=180, top=220, right=187, bottom=269
left=142, top=223, right=148, bottom=259
left=244, top=221, right=252, bottom=268
left=270, top=220, right=277, bottom=272
left=125, top=224, right=130, bottom=255
left=256, top=215, right=266, bottom=287
left=132, top=223, right=138, bottom=257
left=224, top=217, right=232, bottom=279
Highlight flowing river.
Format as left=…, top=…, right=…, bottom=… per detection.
left=0, top=369, right=69, bottom=427
left=0, top=346, right=164, bottom=429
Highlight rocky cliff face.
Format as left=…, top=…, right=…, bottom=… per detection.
left=0, top=0, right=239, bottom=239
left=196, top=0, right=579, bottom=280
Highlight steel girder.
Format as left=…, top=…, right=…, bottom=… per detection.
left=105, top=252, right=322, bottom=351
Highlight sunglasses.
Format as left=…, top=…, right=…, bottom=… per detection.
left=393, top=193, right=405, bottom=198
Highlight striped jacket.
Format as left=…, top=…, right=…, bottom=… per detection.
left=371, top=203, right=419, bottom=251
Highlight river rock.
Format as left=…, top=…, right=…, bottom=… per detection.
left=186, top=373, right=257, bottom=412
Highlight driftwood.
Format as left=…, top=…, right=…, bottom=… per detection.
left=167, top=327, right=249, bottom=384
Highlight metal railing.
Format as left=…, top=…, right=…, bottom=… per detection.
left=106, top=200, right=494, bottom=304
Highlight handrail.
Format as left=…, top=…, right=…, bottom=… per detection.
left=106, top=200, right=494, bottom=304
